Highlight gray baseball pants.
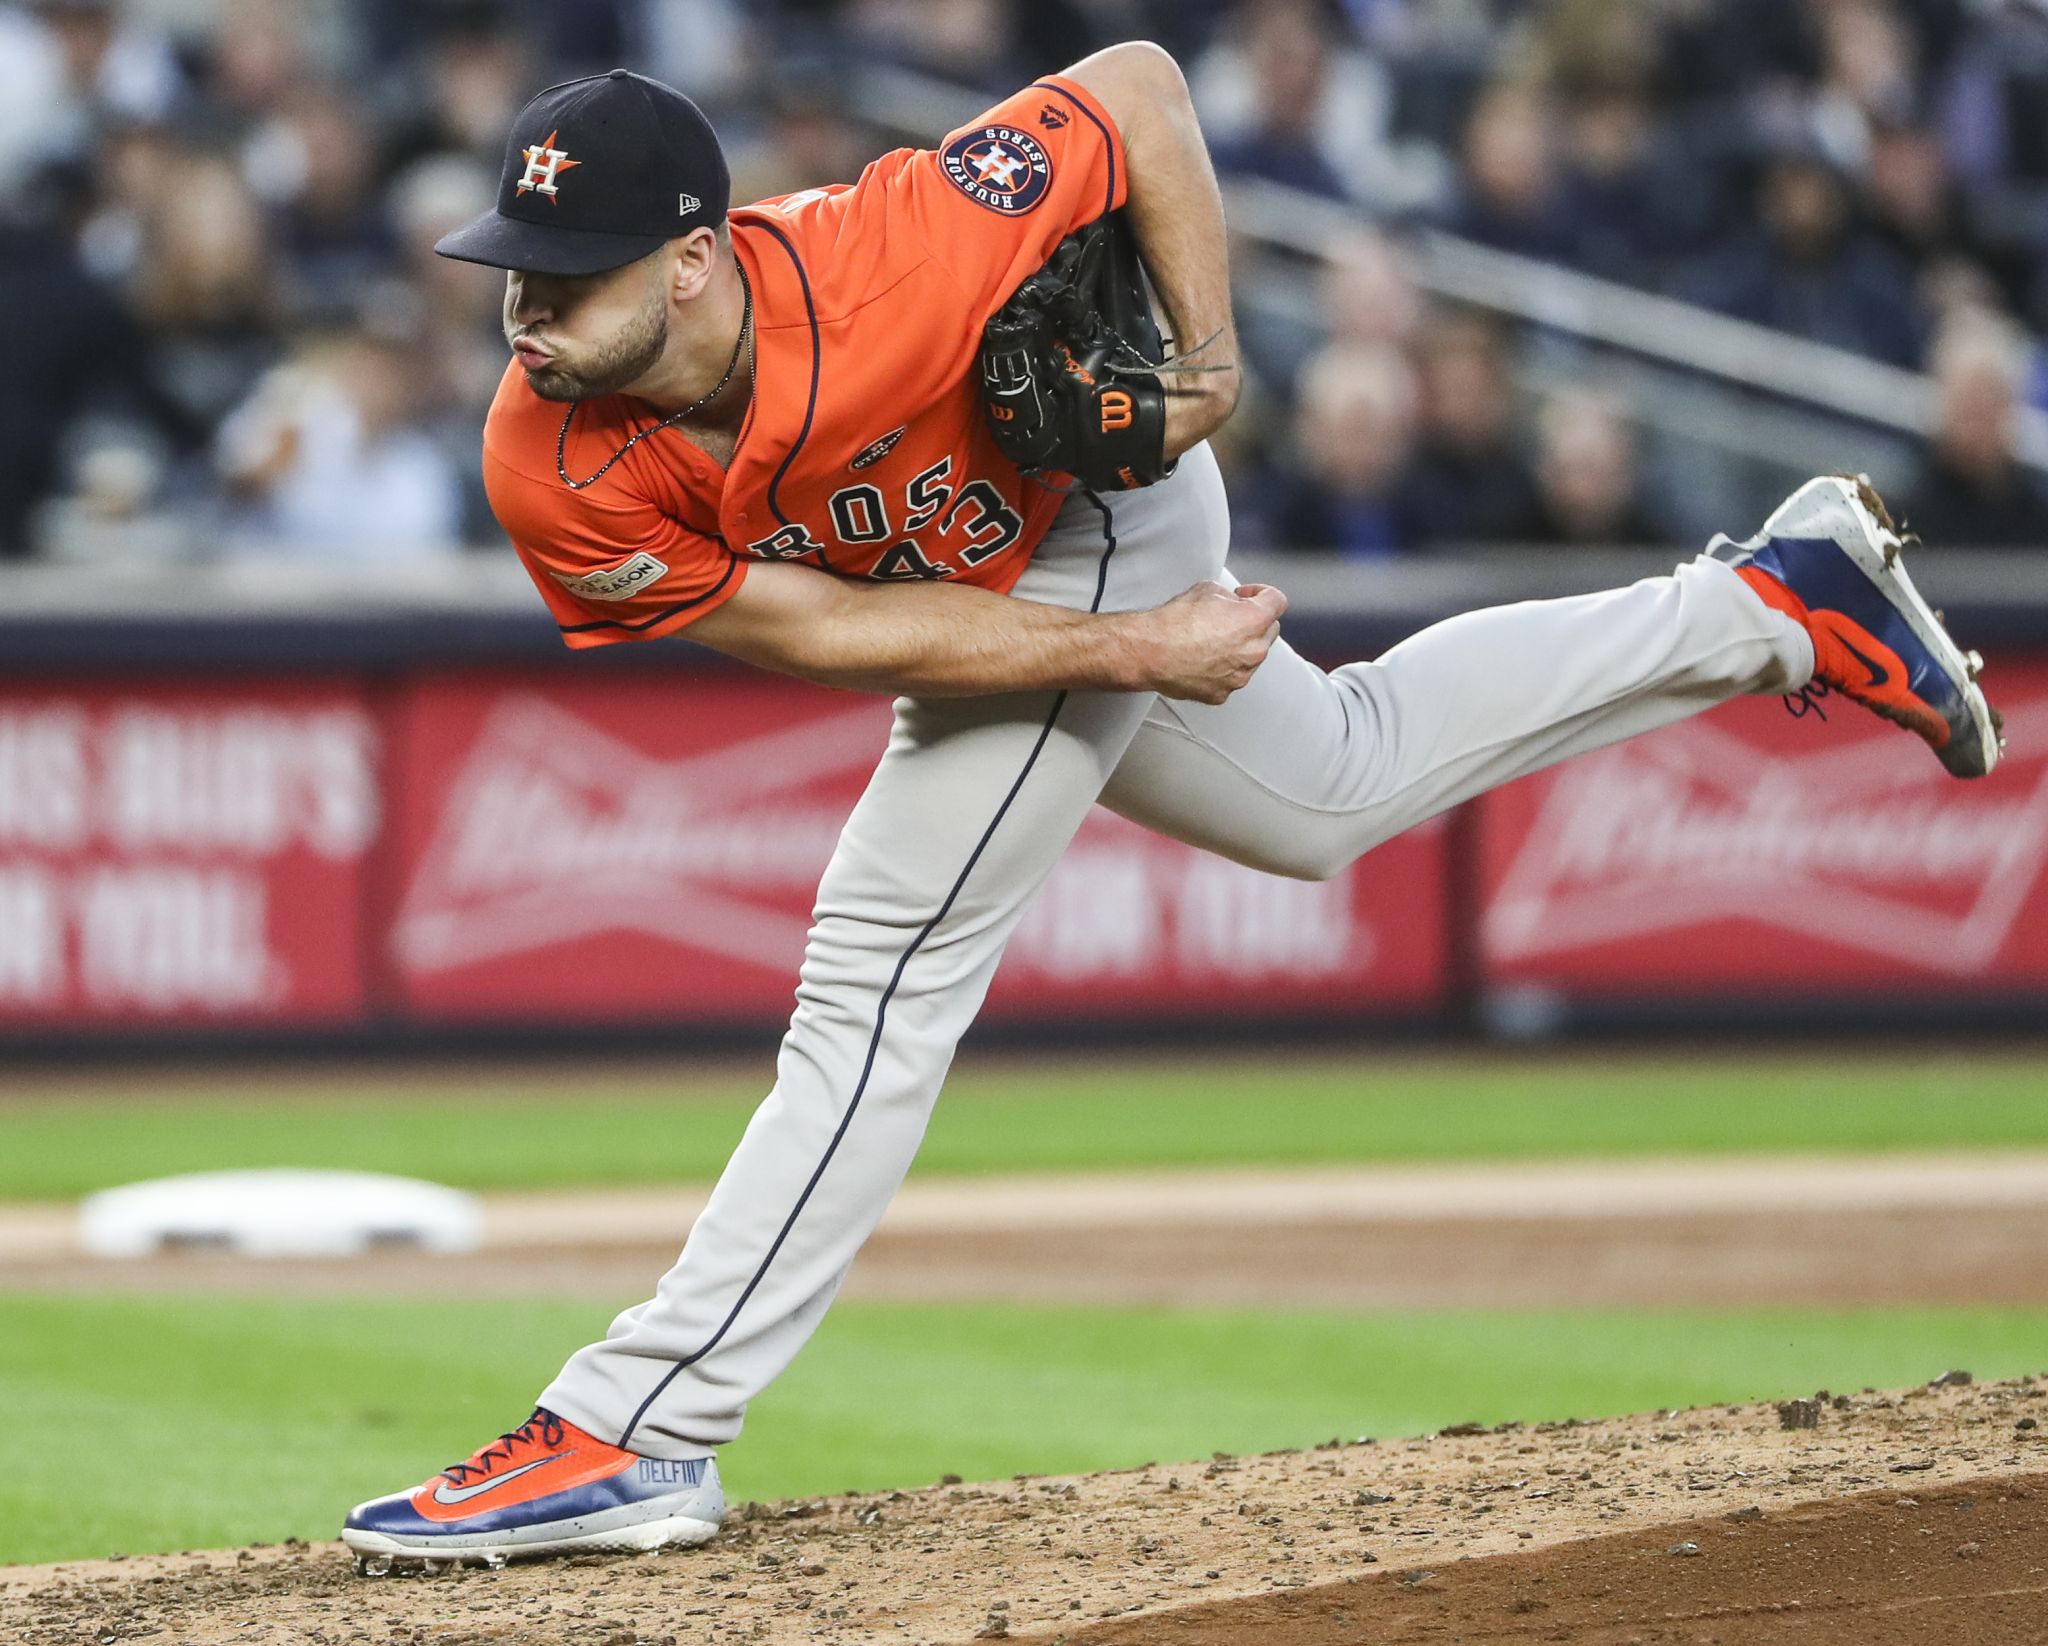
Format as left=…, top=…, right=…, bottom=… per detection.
left=542, top=444, right=1814, bottom=1456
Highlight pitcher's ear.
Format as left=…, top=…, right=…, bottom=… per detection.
left=661, top=225, right=724, bottom=303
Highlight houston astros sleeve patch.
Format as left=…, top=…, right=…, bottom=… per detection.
left=941, top=125, right=1054, bottom=215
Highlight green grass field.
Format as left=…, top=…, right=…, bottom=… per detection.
left=3, top=1293, right=2044, bottom=1566
left=6, top=1050, right=2046, bottom=1566
left=3, top=1051, right=2046, bottom=1200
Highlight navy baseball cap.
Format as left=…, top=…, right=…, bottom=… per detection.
left=434, top=69, right=729, bottom=276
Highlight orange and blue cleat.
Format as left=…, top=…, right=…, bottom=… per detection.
left=341, top=1408, right=723, bottom=1570
left=1712, top=475, right=2004, bottom=779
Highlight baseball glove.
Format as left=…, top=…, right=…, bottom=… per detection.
left=980, top=212, right=1186, bottom=492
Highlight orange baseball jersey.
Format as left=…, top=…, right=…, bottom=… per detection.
left=484, top=75, right=1129, bottom=648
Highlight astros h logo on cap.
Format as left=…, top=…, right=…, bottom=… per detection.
left=434, top=69, right=731, bottom=277
left=516, top=131, right=580, bottom=200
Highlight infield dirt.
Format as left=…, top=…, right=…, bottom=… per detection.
left=10, top=1155, right=2048, bottom=1308
left=7, top=1375, right=2045, bottom=1645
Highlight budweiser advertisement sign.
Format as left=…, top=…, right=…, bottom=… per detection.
left=0, top=682, right=378, bottom=1022
left=388, top=677, right=1447, bottom=1022
left=1480, top=669, right=2048, bottom=991
left=16, top=660, right=2047, bottom=1035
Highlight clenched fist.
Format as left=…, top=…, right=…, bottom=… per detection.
left=1133, top=580, right=1288, bottom=704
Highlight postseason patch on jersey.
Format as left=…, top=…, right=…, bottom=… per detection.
left=941, top=125, right=1053, bottom=215
left=554, top=551, right=668, bottom=602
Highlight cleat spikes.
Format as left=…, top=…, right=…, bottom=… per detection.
left=481, top=1551, right=510, bottom=1571
left=1845, top=472, right=1921, bottom=559
left=1848, top=473, right=1895, bottom=530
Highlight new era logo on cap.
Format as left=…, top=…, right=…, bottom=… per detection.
left=434, top=69, right=730, bottom=276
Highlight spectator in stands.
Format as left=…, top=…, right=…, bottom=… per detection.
left=1192, top=0, right=1441, bottom=210
left=378, top=12, right=535, bottom=182
left=1320, top=226, right=1424, bottom=355
left=122, top=145, right=283, bottom=438
left=1677, top=140, right=1927, bottom=366
left=1444, top=80, right=1573, bottom=262
left=31, top=0, right=185, bottom=137
left=1195, top=0, right=1352, bottom=199
left=388, top=152, right=508, bottom=544
left=1399, top=309, right=1544, bottom=545
left=1862, top=102, right=1973, bottom=274
left=1550, top=67, right=1717, bottom=286
left=215, top=319, right=462, bottom=558
left=1528, top=388, right=1663, bottom=545
left=1271, top=343, right=1420, bottom=559
left=1236, top=223, right=1423, bottom=415
left=268, top=85, right=401, bottom=317
left=389, top=153, right=503, bottom=370
left=1814, top=0, right=1921, bottom=126
left=206, top=0, right=309, bottom=135
left=1900, top=308, right=2048, bottom=547
left=0, top=203, right=178, bottom=556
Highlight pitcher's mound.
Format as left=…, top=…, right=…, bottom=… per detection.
left=6, top=1375, right=2045, bottom=1644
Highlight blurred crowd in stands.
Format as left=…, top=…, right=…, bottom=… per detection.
left=8, top=0, right=2048, bottom=565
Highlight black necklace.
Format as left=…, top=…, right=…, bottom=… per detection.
left=554, top=258, right=753, bottom=491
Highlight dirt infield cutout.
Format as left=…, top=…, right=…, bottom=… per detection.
left=12, top=1155, right=2048, bottom=1311
left=6, top=1375, right=2046, bottom=1645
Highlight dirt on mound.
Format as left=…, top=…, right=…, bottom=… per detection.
left=1072, top=1475, right=2048, bottom=1645
left=6, top=1376, right=2045, bottom=1646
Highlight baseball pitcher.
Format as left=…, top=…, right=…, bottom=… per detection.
left=340, top=49, right=2002, bottom=1567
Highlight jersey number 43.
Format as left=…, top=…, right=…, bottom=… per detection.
left=744, top=457, right=1023, bottom=579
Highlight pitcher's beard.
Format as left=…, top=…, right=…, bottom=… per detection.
left=518, top=294, right=668, bottom=403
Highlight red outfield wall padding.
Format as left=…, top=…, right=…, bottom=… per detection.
left=383, top=673, right=1450, bottom=1024
left=1477, top=666, right=2048, bottom=993
left=0, top=682, right=379, bottom=1023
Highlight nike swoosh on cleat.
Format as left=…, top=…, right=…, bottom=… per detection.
left=1836, top=632, right=1891, bottom=690
left=431, top=1453, right=568, bottom=1506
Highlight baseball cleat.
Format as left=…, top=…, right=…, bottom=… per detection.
left=1709, top=474, right=2004, bottom=778
left=341, top=1407, right=723, bottom=1569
